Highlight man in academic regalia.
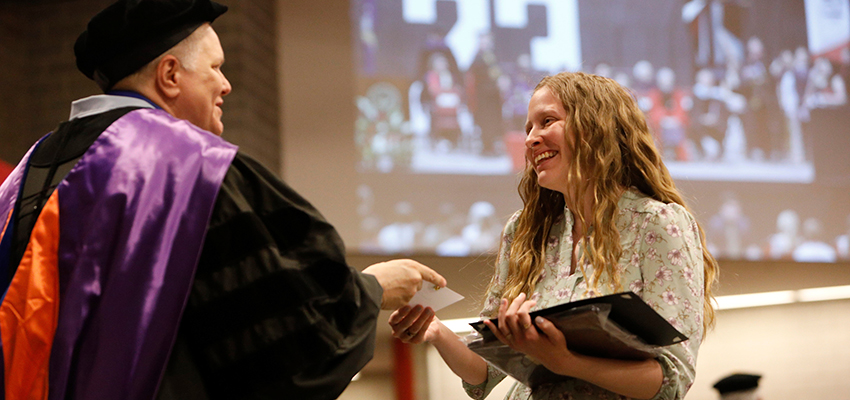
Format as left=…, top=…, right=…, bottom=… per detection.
left=0, top=1, right=445, bottom=399
left=713, top=373, right=763, bottom=400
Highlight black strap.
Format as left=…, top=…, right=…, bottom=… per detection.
left=4, top=107, right=137, bottom=283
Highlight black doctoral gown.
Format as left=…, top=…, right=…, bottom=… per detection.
left=157, top=152, right=383, bottom=400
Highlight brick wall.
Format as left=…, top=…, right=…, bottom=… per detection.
left=214, top=0, right=281, bottom=171
left=0, top=1, right=32, bottom=164
left=0, top=0, right=281, bottom=172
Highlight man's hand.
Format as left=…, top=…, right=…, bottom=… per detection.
left=362, top=259, right=446, bottom=310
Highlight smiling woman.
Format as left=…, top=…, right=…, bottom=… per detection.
left=389, top=72, right=719, bottom=400
left=524, top=87, right=574, bottom=197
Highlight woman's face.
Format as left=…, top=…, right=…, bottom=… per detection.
left=525, top=87, right=574, bottom=195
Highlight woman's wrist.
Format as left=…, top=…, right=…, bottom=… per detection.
left=432, top=321, right=467, bottom=350
left=540, top=347, right=577, bottom=377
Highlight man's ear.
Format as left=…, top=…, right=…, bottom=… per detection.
left=155, top=55, right=181, bottom=99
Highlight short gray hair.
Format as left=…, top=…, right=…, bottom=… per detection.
left=109, top=24, right=205, bottom=91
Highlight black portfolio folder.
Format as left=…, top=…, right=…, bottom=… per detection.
left=466, top=291, right=688, bottom=387
left=470, top=291, right=687, bottom=348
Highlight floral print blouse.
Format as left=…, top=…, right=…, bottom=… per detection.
left=463, top=189, right=706, bottom=400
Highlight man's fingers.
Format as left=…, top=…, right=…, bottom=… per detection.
left=400, top=289, right=417, bottom=304
left=413, top=262, right=446, bottom=288
left=363, top=259, right=446, bottom=310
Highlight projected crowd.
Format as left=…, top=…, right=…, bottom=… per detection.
left=351, top=0, right=850, bottom=261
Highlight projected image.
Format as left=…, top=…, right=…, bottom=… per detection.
left=703, top=192, right=846, bottom=263
left=353, top=0, right=572, bottom=175
left=356, top=183, right=506, bottom=256
left=352, top=0, right=848, bottom=180
left=350, top=0, right=850, bottom=259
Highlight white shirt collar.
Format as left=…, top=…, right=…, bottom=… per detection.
left=69, top=94, right=156, bottom=120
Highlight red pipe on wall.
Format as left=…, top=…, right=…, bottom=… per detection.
left=392, top=338, right=415, bottom=400
left=0, top=159, right=13, bottom=184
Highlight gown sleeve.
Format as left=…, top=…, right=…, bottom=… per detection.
left=159, top=152, right=383, bottom=400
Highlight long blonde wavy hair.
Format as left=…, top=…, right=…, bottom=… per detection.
left=491, top=72, right=718, bottom=335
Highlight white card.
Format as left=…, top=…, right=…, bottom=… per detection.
left=408, top=284, right=464, bottom=311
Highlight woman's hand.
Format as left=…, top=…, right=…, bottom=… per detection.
left=484, top=294, right=664, bottom=397
left=389, top=305, right=439, bottom=344
left=482, top=293, right=573, bottom=375
left=391, top=306, right=489, bottom=386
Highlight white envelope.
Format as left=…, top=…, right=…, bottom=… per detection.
left=408, top=284, right=464, bottom=311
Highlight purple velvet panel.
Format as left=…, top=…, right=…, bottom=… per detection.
left=0, top=143, right=37, bottom=231
left=46, top=109, right=236, bottom=400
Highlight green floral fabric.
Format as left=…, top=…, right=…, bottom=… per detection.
left=463, top=190, right=706, bottom=400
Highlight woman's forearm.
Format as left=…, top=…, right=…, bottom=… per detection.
left=549, top=353, right=664, bottom=399
left=430, top=322, right=489, bottom=385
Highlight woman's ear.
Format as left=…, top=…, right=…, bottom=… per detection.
left=155, top=55, right=181, bottom=99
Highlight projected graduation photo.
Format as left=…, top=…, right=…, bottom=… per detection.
left=350, top=0, right=850, bottom=261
